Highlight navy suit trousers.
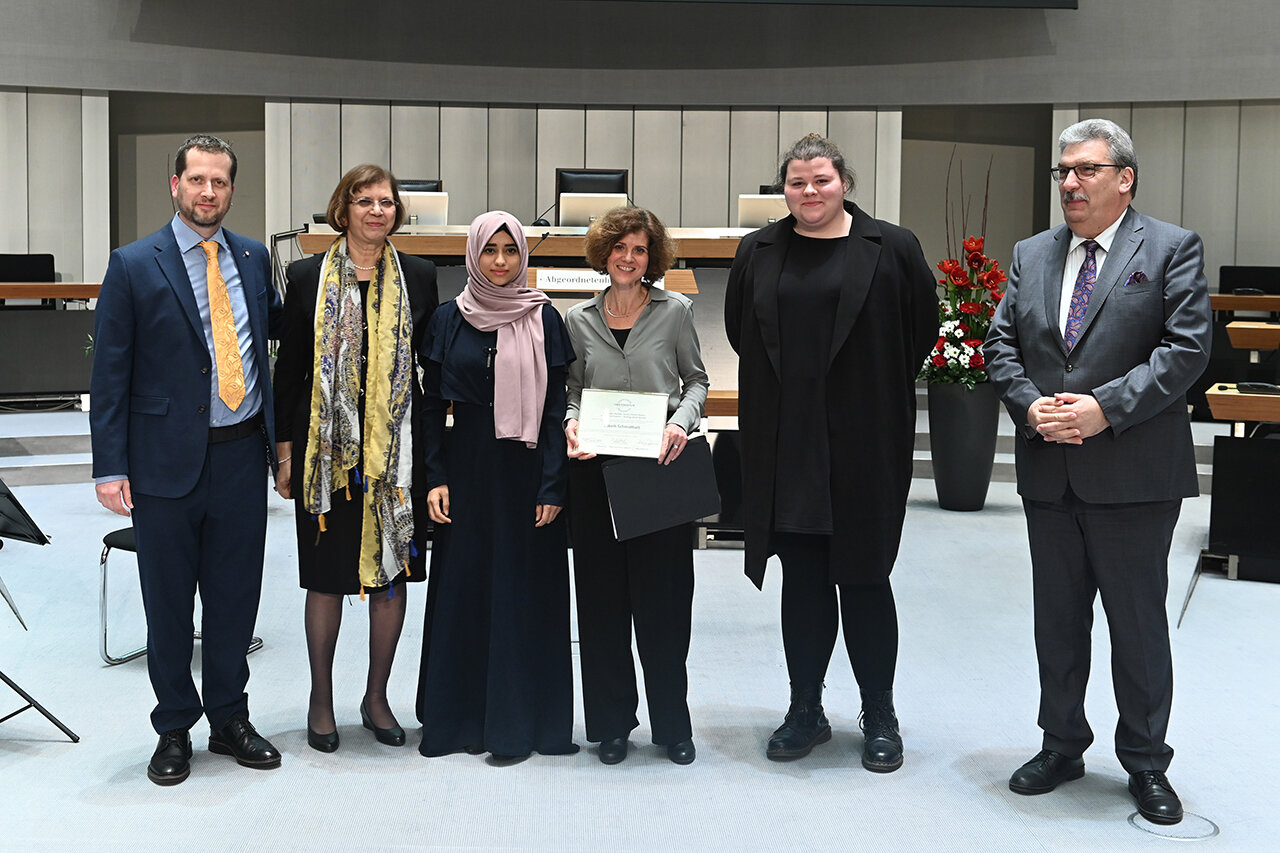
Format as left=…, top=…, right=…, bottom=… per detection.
left=132, top=427, right=268, bottom=734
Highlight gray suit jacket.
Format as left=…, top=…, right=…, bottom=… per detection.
left=983, top=207, right=1211, bottom=503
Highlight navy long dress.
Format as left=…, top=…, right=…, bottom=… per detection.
left=415, top=301, right=578, bottom=758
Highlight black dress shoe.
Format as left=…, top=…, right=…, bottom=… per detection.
left=667, top=739, right=696, bottom=765
left=598, top=737, right=629, bottom=765
left=1009, top=750, right=1085, bottom=795
left=360, top=698, right=406, bottom=747
left=147, top=729, right=192, bottom=786
left=208, top=716, right=282, bottom=769
left=307, top=725, right=340, bottom=753
left=1129, top=770, right=1184, bottom=825
left=766, top=682, right=832, bottom=761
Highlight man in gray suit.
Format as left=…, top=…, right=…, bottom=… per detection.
left=984, top=119, right=1210, bottom=825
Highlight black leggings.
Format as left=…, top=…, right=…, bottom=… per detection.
left=774, top=532, right=898, bottom=691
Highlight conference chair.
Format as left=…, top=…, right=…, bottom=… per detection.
left=99, top=527, right=263, bottom=666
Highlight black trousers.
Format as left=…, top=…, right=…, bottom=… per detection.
left=773, top=532, right=898, bottom=692
left=131, top=429, right=267, bottom=734
left=568, top=458, right=694, bottom=746
left=1023, top=486, right=1180, bottom=773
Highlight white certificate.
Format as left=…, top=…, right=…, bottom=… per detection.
left=577, top=389, right=669, bottom=458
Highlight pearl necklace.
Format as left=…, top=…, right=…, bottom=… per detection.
left=604, top=290, right=649, bottom=319
left=351, top=261, right=377, bottom=271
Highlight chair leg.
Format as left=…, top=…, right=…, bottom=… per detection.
left=100, top=544, right=147, bottom=666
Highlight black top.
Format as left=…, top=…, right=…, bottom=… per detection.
left=610, top=326, right=631, bottom=349
left=773, top=233, right=846, bottom=534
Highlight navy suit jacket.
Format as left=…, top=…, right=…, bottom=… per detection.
left=91, top=223, right=282, bottom=499
left=984, top=207, right=1212, bottom=504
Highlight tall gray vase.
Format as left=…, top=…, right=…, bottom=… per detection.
left=927, top=381, right=1000, bottom=511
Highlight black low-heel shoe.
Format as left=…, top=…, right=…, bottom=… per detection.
left=598, top=737, right=629, bottom=765
left=307, top=726, right=340, bottom=753
left=667, top=739, right=696, bottom=765
left=360, top=699, right=406, bottom=747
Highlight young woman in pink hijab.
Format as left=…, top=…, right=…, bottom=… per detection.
left=415, top=210, right=579, bottom=761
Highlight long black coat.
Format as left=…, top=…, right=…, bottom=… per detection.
left=724, top=201, right=938, bottom=588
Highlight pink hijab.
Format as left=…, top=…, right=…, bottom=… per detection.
left=456, top=211, right=551, bottom=448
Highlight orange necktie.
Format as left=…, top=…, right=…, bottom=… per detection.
left=199, top=240, right=246, bottom=411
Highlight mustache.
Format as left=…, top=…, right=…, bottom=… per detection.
left=1063, top=191, right=1089, bottom=203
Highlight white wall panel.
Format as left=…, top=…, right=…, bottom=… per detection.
left=290, top=102, right=340, bottom=231
left=340, top=103, right=391, bottom=174
left=28, top=91, right=82, bottom=280
left=0, top=88, right=29, bottom=252
left=632, top=110, right=681, bottom=227
left=488, top=107, right=536, bottom=223
left=535, top=108, right=585, bottom=220
left=728, top=110, right=779, bottom=216
left=1129, top=104, right=1185, bottom=226
left=390, top=104, right=440, bottom=188
left=829, top=110, right=877, bottom=213
left=585, top=109, right=633, bottom=175
left=681, top=110, right=730, bottom=227
left=873, top=110, right=902, bottom=223
left=440, top=106, right=488, bottom=224
left=264, top=101, right=293, bottom=250
left=778, top=111, right=827, bottom=153
left=1049, top=107, right=1080, bottom=226
left=80, top=92, right=109, bottom=282
left=1182, top=103, right=1239, bottom=290
left=1236, top=101, right=1280, bottom=266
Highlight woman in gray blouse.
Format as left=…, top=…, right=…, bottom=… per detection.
left=563, top=205, right=709, bottom=766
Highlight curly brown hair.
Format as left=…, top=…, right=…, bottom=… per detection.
left=583, top=206, right=676, bottom=287
left=325, top=164, right=406, bottom=234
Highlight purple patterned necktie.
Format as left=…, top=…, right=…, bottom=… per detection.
left=1064, top=239, right=1099, bottom=350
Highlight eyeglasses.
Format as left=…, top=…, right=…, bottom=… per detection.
left=352, top=197, right=398, bottom=210
left=1050, top=164, right=1124, bottom=183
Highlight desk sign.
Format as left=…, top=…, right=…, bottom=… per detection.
left=578, top=389, right=668, bottom=458
left=535, top=270, right=664, bottom=291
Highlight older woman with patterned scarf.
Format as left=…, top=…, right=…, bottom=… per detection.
left=415, top=210, right=578, bottom=761
left=273, top=164, right=438, bottom=753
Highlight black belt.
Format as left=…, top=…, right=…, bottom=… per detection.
left=209, top=411, right=264, bottom=444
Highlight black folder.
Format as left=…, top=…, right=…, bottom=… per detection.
left=600, top=434, right=720, bottom=541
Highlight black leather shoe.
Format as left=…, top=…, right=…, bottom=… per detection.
left=766, top=682, right=832, bottom=761
left=208, top=716, right=282, bottom=769
left=147, top=729, right=192, bottom=786
left=1009, top=750, right=1085, bottom=795
left=307, top=725, right=339, bottom=753
left=598, top=737, right=629, bottom=765
left=859, top=688, right=904, bottom=773
left=361, top=698, right=406, bottom=747
left=1129, top=770, right=1184, bottom=825
left=667, top=739, right=696, bottom=765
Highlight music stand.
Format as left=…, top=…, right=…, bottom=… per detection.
left=0, top=476, right=79, bottom=742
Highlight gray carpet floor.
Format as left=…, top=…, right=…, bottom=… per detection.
left=1, top=452, right=1275, bottom=850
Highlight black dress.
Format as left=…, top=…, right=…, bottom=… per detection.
left=272, top=252, right=439, bottom=594
left=415, top=301, right=578, bottom=758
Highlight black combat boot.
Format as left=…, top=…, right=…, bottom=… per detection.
left=859, top=688, right=903, bottom=772
left=766, top=682, right=832, bottom=760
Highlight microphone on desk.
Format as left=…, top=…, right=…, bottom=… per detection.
left=530, top=200, right=558, bottom=228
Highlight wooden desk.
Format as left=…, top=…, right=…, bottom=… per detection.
left=1226, top=321, right=1280, bottom=351
left=0, top=283, right=101, bottom=299
left=526, top=268, right=696, bottom=295
left=1205, top=383, right=1280, bottom=422
left=296, top=228, right=744, bottom=263
left=1210, top=293, right=1280, bottom=313
left=705, top=389, right=739, bottom=418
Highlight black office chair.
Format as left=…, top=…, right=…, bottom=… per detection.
left=0, top=253, right=56, bottom=309
left=398, top=179, right=443, bottom=193
left=553, top=168, right=628, bottom=225
left=99, top=527, right=264, bottom=665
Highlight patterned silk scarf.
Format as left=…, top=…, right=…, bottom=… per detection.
left=301, top=237, right=416, bottom=592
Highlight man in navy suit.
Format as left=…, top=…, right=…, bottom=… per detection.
left=985, top=119, right=1211, bottom=825
left=91, top=134, right=283, bottom=785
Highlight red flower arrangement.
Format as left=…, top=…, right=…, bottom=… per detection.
left=918, top=153, right=1009, bottom=390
